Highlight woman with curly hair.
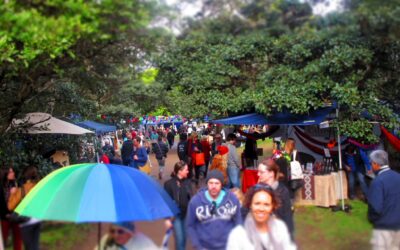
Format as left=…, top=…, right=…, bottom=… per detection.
left=226, top=184, right=296, bottom=250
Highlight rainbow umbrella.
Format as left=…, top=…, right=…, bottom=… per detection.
left=15, top=163, right=179, bottom=222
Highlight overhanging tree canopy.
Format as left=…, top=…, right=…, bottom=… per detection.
left=156, top=0, right=400, bottom=143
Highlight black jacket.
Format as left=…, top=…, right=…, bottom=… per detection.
left=275, top=182, right=295, bottom=238
left=0, top=186, right=9, bottom=219
left=177, top=141, right=189, bottom=162
left=152, top=141, right=169, bottom=160
left=164, top=176, right=192, bottom=218
left=121, top=140, right=134, bottom=161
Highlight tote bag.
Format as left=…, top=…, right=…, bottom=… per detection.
left=290, top=150, right=304, bottom=180
left=140, top=160, right=152, bottom=175
left=195, top=152, right=205, bottom=166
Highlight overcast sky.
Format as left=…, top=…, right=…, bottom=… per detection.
left=164, top=0, right=343, bottom=17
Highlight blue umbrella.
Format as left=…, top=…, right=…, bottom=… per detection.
left=16, top=163, right=179, bottom=222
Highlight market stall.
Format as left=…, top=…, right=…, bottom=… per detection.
left=213, top=103, right=349, bottom=209
left=241, top=168, right=348, bottom=207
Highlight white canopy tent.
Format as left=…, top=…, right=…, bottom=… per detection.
left=10, top=112, right=94, bottom=135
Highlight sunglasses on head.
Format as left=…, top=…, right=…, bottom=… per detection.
left=110, top=228, right=127, bottom=235
left=253, top=183, right=274, bottom=192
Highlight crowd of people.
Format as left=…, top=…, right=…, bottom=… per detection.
left=1, top=124, right=399, bottom=250
left=160, top=129, right=400, bottom=250
left=161, top=129, right=298, bottom=250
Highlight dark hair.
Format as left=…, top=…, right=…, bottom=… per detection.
left=179, top=133, right=187, bottom=140
left=0, top=167, right=9, bottom=185
left=286, top=138, right=295, bottom=143
left=1, top=167, right=17, bottom=187
left=244, top=184, right=280, bottom=212
left=259, top=158, right=279, bottom=179
left=22, top=166, right=39, bottom=183
left=171, top=161, right=187, bottom=177
left=134, top=136, right=141, bottom=143
left=227, top=133, right=237, bottom=141
left=345, top=144, right=356, bottom=153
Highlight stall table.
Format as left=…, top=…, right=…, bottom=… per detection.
left=295, top=171, right=348, bottom=208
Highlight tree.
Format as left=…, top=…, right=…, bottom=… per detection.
left=156, top=0, right=399, bottom=143
left=0, top=0, right=161, bottom=132
left=0, top=0, right=165, bottom=172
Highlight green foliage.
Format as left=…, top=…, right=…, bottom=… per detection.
left=149, top=106, right=171, bottom=116
left=0, top=0, right=160, bottom=132
left=140, top=68, right=159, bottom=85
left=0, top=1, right=97, bottom=67
left=337, top=119, right=378, bottom=144
left=100, top=77, right=166, bottom=117
left=0, top=132, right=91, bottom=176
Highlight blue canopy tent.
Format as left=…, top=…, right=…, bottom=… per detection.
left=212, top=104, right=336, bottom=126
left=76, top=121, right=117, bottom=135
left=161, top=120, right=184, bottom=129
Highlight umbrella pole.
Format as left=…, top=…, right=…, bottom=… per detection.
left=98, top=222, right=101, bottom=249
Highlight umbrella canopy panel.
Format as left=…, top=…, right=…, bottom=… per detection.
left=16, top=164, right=179, bottom=223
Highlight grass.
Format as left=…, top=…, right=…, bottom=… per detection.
left=5, top=222, right=92, bottom=250
left=252, top=140, right=372, bottom=249
left=237, top=138, right=274, bottom=158
left=295, top=200, right=372, bottom=250
left=40, top=223, right=91, bottom=250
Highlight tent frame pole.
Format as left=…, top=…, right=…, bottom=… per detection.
left=95, top=136, right=100, bottom=163
left=336, top=105, right=345, bottom=211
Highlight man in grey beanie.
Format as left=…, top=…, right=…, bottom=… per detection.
left=186, top=170, right=242, bottom=250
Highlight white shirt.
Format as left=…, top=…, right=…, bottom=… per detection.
left=96, top=232, right=159, bottom=250
left=226, top=217, right=296, bottom=250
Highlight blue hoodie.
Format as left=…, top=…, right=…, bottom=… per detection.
left=186, top=188, right=242, bottom=250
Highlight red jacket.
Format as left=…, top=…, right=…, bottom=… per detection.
left=101, top=154, right=110, bottom=164
left=200, top=140, right=211, bottom=161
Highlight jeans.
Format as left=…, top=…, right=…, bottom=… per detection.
left=227, top=166, right=240, bottom=188
left=348, top=171, right=369, bottom=198
left=204, top=160, right=210, bottom=177
left=173, top=217, right=186, bottom=250
left=21, top=222, right=41, bottom=250
left=157, top=158, right=165, bottom=172
left=194, top=165, right=206, bottom=180
left=123, top=159, right=136, bottom=168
